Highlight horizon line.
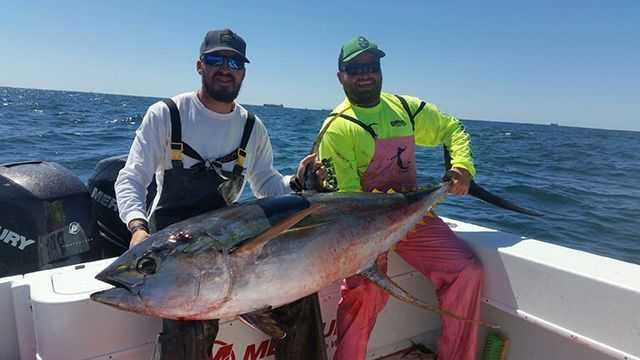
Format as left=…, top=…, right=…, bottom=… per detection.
left=2, top=85, right=637, bottom=134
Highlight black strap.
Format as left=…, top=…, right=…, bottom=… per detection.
left=239, top=112, right=255, bottom=151
left=414, top=101, right=426, bottom=120
left=232, top=111, right=255, bottom=176
left=394, top=95, right=426, bottom=130
left=162, top=99, right=255, bottom=174
left=309, top=108, right=350, bottom=155
left=164, top=98, right=203, bottom=166
left=328, top=112, right=378, bottom=139
left=162, top=98, right=184, bottom=169
left=182, top=143, right=205, bottom=163
left=163, top=98, right=206, bottom=165
left=325, top=96, right=424, bottom=137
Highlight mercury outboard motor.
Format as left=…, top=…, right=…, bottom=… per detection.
left=87, top=155, right=156, bottom=250
left=0, top=161, right=104, bottom=277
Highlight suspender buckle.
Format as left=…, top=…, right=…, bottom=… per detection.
left=171, top=143, right=183, bottom=161
left=237, top=148, right=247, bottom=167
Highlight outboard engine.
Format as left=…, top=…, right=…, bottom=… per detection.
left=87, top=155, right=156, bottom=250
left=0, top=161, right=106, bottom=277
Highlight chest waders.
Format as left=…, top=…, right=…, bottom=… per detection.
left=151, top=99, right=328, bottom=360
left=151, top=98, right=253, bottom=360
left=320, top=95, right=426, bottom=192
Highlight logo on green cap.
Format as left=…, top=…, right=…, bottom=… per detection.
left=358, top=36, right=369, bottom=49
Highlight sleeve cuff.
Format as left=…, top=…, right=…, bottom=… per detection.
left=283, top=175, right=296, bottom=192
left=452, top=161, right=476, bottom=177
left=123, top=210, right=149, bottom=226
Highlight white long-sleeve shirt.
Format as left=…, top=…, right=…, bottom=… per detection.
left=115, top=92, right=291, bottom=225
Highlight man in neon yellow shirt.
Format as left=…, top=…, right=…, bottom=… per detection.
left=316, top=36, right=483, bottom=360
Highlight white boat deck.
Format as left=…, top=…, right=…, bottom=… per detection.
left=1, top=218, right=639, bottom=360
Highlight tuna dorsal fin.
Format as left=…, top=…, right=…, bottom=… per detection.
left=234, top=203, right=324, bottom=254
left=240, top=308, right=286, bottom=339
left=360, top=265, right=500, bottom=329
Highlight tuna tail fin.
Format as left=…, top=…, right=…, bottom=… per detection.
left=360, top=265, right=500, bottom=329
left=443, top=147, right=543, bottom=217
left=467, top=181, right=543, bottom=217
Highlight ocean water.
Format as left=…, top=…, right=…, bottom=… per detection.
left=1, top=86, right=639, bottom=265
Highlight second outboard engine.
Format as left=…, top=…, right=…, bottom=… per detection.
left=88, top=155, right=156, bottom=250
left=0, top=161, right=107, bottom=277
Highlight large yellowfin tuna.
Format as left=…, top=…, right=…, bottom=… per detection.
left=91, top=183, right=493, bottom=333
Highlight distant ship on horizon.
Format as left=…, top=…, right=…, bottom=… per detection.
left=263, top=103, right=284, bottom=108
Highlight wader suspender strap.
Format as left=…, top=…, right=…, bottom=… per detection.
left=162, top=98, right=255, bottom=174
left=232, top=112, right=255, bottom=176
left=394, top=95, right=426, bottom=130
left=395, top=95, right=455, bottom=177
left=323, top=95, right=427, bottom=141
left=162, top=98, right=209, bottom=165
left=182, top=144, right=205, bottom=163
left=162, top=98, right=184, bottom=169
left=327, top=112, right=378, bottom=139
left=309, top=107, right=351, bottom=154
left=183, top=113, right=255, bottom=173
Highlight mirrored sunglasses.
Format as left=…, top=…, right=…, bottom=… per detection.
left=202, top=54, right=245, bottom=70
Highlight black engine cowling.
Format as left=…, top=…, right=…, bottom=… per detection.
left=87, top=155, right=156, bottom=250
left=0, top=161, right=106, bottom=277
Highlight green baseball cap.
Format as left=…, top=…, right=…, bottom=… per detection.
left=338, top=36, right=386, bottom=67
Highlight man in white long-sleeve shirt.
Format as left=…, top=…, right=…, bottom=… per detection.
left=115, top=29, right=327, bottom=360
left=115, top=83, right=301, bottom=236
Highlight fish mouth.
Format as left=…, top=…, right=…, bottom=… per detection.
left=91, top=272, right=145, bottom=311
left=94, top=267, right=135, bottom=293
left=90, top=287, right=145, bottom=312
left=96, top=275, right=133, bottom=293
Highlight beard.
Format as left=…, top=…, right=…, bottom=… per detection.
left=202, top=72, right=243, bottom=103
left=343, top=78, right=382, bottom=107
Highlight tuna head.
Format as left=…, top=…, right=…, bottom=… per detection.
left=91, top=226, right=232, bottom=319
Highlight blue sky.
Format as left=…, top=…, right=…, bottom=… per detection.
left=1, top=1, right=638, bottom=131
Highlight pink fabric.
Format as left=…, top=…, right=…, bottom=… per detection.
left=334, top=134, right=483, bottom=360
left=360, top=136, right=417, bottom=193
left=334, top=215, right=483, bottom=360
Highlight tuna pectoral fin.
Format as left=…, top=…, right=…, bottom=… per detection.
left=240, top=308, right=287, bottom=339
left=234, top=203, right=324, bottom=254
left=360, top=266, right=500, bottom=329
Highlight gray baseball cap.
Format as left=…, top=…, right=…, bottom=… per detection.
left=200, top=29, right=250, bottom=63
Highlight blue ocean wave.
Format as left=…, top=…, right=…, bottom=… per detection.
left=1, top=86, right=638, bottom=265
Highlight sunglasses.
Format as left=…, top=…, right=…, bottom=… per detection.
left=201, top=54, right=245, bottom=70
left=342, top=62, right=380, bottom=76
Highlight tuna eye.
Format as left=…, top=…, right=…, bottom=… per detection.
left=136, top=257, right=157, bottom=275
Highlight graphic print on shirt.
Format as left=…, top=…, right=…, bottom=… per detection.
left=390, top=146, right=411, bottom=172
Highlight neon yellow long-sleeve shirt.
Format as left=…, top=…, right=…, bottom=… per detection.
left=317, top=92, right=475, bottom=192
